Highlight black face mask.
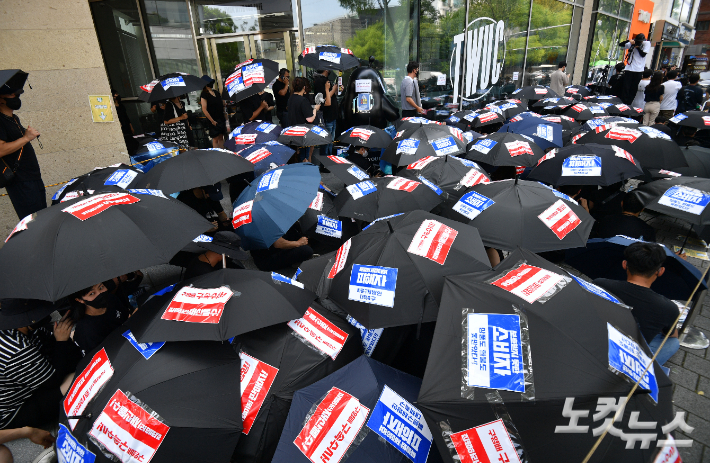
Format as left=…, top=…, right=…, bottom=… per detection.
left=4, top=96, right=21, bottom=111
left=83, top=291, right=112, bottom=310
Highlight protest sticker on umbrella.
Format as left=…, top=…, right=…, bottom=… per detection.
left=538, top=200, right=581, bottom=239
left=243, top=63, right=265, bottom=86
left=293, top=387, right=370, bottom=463
left=387, top=177, right=420, bottom=192
left=89, top=389, right=169, bottom=463
left=418, top=176, right=443, bottom=195
left=311, top=126, right=329, bottom=138
left=658, top=185, right=710, bottom=215
left=470, top=138, right=497, bottom=154
left=288, top=307, right=349, bottom=360
left=366, top=385, right=433, bottom=463
left=561, top=155, right=602, bottom=176
left=351, top=128, right=373, bottom=141
left=536, top=124, right=554, bottom=142
left=670, top=114, right=688, bottom=124
left=490, top=264, right=566, bottom=304
left=654, top=435, right=681, bottom=463
left=477, top=112, right=498, bottom=123
left=256, top=122, right=277, bottom=133
left=397, top=139, right=421, bottom=155
left=161, top=76, right=185, bottom=90
left=234, top=134, right=259, bottom=145
left=316, top=215, right=343, bottom=238
left=346, top=180, right=377, bottom=199
left=245, top=147, right=272, bottom=164
left=569, top=274, right=625, bottom=306
left=448, top=419, right=522, bottom=463
left=57, top=424, right=96, bottom=463
left=407, top=219, right=458, bottom=265
left=240, top=352, right=279, bottom=434
left=452, top=191, right=495, bottom=220
left=605, top=127, right=641, bottom=143
left=122, top=330, right=165, bottom=360
left=407, top=156, right=437, bottom=170
left=504, top=141, right=534, bottom=157
left=460, top=169, right=490, bottom=188
left=346, top=315, right=383, bottom=356
left=348, top=265, right=398, bottom=307
left=310, top=192, right=324, bottom=211
left=64, top=348, right=114, bottom=430
left=63, top=193, right=140, bottom=221
left=328, top=155, right=351, bottom=164
left=104, top=169, right=138, bottom=189
left=319, top=52, right=341, bottom=63
left=607, top=323, right=659, bottom=403
left=283, top=126, right=310, bottom=137
left=5, top=214, right=34, bottom=243
left=161, top=286, right=234, bottom=324
left=257, top=169, right=283, bottom=192
left=328, top=239, right=352, bottom=278
left=232, top=200, right=254, bottom=228
left=430, top=136, right=458, bottom=156
left=347, top=165, right=369, bottom=181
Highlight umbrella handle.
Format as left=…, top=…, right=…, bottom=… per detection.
left=223, top=253, right=227, bottom=269
left=679, top=224, right=693, bottom=254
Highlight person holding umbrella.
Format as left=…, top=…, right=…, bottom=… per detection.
left=162, top=94, right=191, bottom=149
left=200, top=75, right=226, bottom=149
left=313, top=69, right=338, bottom=156
left=251, top=225, right=314, bottom=271
left=272, top=68, right=291, bottom=126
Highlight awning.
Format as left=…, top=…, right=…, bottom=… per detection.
left=660, top=41, right=682, bottom=48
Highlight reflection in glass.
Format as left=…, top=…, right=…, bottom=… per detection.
left=193, top=0, right=296, bottom=35
left=619, top=1, right=634, bottom=20
left=586, top=15, right=631, bottom=85
left=598, top=0, right=621, bottom=15
left=143, top=0, right=200, bottom=76
left=526, top=0, right=573, bottom=86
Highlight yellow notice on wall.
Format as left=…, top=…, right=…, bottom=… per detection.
left=88, top=95, right=114, bottom=123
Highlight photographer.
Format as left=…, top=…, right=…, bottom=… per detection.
left=313, top=69, right=338, bottom=156
left=619, top=33, right=651, bottom=105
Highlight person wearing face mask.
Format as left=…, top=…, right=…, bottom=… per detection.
left=0, top=82, right=45, bottom=219
left=400, top=61, right=426, bottom=117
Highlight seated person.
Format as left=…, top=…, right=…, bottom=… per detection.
left=183, top=232, right=247, bottom=280
left=594, top=242, right=681, bottom=365
left=0, top=427, right=54, bottom=463
left=596, top=192, right=656, bottom=241
left=177, top=184, right=231, bottom=231
left=0, top=300, right=79, bottom=433
left=251, top=223, right=314, bottom=272
left=348, top=146, right=383, bottom=177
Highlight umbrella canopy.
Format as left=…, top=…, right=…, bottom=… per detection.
left=418, top=248, right=673, bottom=463
left=130, top=269, right=315, bottom=343
left=223, top=58, right=279, bottom=102
left=633, top=176, right=710, bottom=227
left=564, top=84, right=592, bottom=97
left=439, top=179, right=594, bottom=252
left=465, top=133, right=545, bottom=167
left=500, top=117, right=563, bottom=149
left=577, top=116, right=639, bottom=133
left=316, top=154, right=371, bottom=185
left=273, top=356, right=429, bottom=463
left=226, top=120, right=283, bottom=147
left=298, top=45, right=360, bottom=71
left=59, top=325, right=243, bottom=463
left=131, top=148, right=253, bottom=194
left=0, top=298, right=57, bottom=330
left=333, top=176, right=443, bottom=222
left=234, top=142, right=294, bottom=176
left=507, top=111, right=544, bottom=123
left=382, top=125, right=467, bottom=166
left=532, top=97, right=577, bottom=108
left=511, top=85, right=559, bottom=100
left=278, top=124, right=333, bottom=147
left=573, top=124, right=687, bottom=169
left=584, top=95, right=623, bottom=104
left=0, top=192, right=212, bottom=301
left=139, top=72, right=206, bottom=102
left=298, top=190, right=357, bottom=254
left=298, top=210, right=491, bottom=329
left=672, top=145, right=710, bottom=177
left=540, top=115, right=580, bottom=130
left=338, top=125, right=392, bottom=148
left=669, top=110, right=710, bottom=129
left=399, top=155, right=490, bottom=197
left=394, top=117, right=444, bottom=132
left=465, top=109, right=506, bottom=129
left=232, top=163, right=321, bottom=249
left=527, top=143, right=644, bottom=186
left=0, top=69, right=28, bottom=93
left=50, top=164, right=144, bottom=204
left=131, top=140, right=180, bottom=173
left=561, top=102, right=609, bottom=121
left=565, top=235, right=708, bottom=301
left=486, top=99, right=527, bottom=118
left=230, top=302, right=364, bottom=462
left=606, top=103, right=644, bottom=117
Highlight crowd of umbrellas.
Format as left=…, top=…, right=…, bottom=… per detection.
left=3, top=50, right=710, bottom=463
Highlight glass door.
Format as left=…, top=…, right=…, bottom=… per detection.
left=211, top=36, right=251, bottom=92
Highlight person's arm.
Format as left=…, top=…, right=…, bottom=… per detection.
left=277, top=79, right=290, bottom=96
left=249, top=101, right=268, bottom=121
left=305, top=102, right=322, bottom=123
left=0, top=126, right=39, bottom=159
left=324, top=81, right=332, bottom=107
left=0, top=427, right=54, bottom=447
left=164, top=104, right=187, bottom=124
left=660, top=94, right=664, bottom=102
left=201, top=97, right=216, bottom=125
left=273, top=236, right=308, bottom=249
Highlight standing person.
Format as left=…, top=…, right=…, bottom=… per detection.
left=607, top=63, right=625, bottom=97
left=659, top=70, right=682, bottom=119
left=200, top=76, right=226, bottom=149
left=618, top=33, right=652, bottom=104
left=632, top=69, right=653, bottom=109
left=400, top=61, right=426, bottom=117
left=162, top=95, right=190, bottom=150
left=313, top=69, right=338, bottom=155
left=272, top=69, right=291, bottom=126
left=643, top=71, right=664, bottom=125
left=287, top=77, right=321, bottom=162
left=240, top=93, right=269, bottom=123
left=112, top=89, right=138, bottom=155
left=0, top=85, right=46, bottom=219
left=676, top=73, right=705, bottom=114
left=259, top=91, right=275, bottom=123
left=549, top=61, right=569, bottom=96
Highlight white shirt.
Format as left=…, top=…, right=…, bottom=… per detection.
left=632, top=79, right=650, bottom=109
left=660, top=80, right=683, bottom=110
left=623, top=41, right=651, bottom=73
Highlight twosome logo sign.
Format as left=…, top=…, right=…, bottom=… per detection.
left=450, top=18, right=506, bottom=103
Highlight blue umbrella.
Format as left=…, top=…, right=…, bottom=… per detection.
left=225, top=120, right=283, bottom=151
left=234, top=142, right=295, bottom=175
left=565, top=236, right=708, bottom=301
left=272, top=355, right=434, bottom=463
left=498, top=117, right=563, bottom=149
left=232, top=163, right=320, bottom=249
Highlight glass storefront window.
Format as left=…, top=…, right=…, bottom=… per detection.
left=619, top=0, right=634, bottom=20
left=525, top=0, right=573, bottom=86
left=680, top=0, right=694, bottom=23
left=143, top=0, right=200, bottom=76
left=586, top=15, right=630, bottom=85
left=598, top=0, right=621, bottom=15
left=192, top=0, right=296, bottom=35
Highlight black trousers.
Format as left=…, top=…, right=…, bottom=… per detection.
left=622, top=71, right=643, bottom=105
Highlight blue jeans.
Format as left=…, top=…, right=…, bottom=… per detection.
left=648, top=332, right=680, bottom=366
left=322, top=120, right=337, bottom=156
left=6, top=179, right=46, bottom=219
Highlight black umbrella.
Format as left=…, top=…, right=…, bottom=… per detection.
left=59, top=324, right=243, bottom=463
left=338, top=125, right=392, bottom=148
left=540, top=115, right=580, bottom=130
left=532, top=97, right=577, bottom=108
left=527, top=143, right=644, bottom=186
left=584, top=95, right=623, bottom=104
left=418, top=248, right=673, bottom=463
left=512, top=85, right=559, bottom=100
left=298, top=190, right=358, bottom=254
left=0, top=298, right=57, bottom=330
left=223, top=58, right=279, bottom=103
left=131, top=140, right=180, bottom=167
left=316, top=154, right=371, bottom=185
left=50, top=164, right=144, bottom=204
left=561, top=102, right=609, bottom=121
left=0, top=192, right=212, bottom=301
left=382, top=125, right=467, bottom=167
left=672, top=145, right=710, bottom=177
left=278, top=124, right=333, bottom=147
left=297, top=210, right=491, bottom=329
left=230, top=302, right=364, bottom=462
left=399, top=155, right=490, bottom=197
left=465, top=133, right=544, bottom=167
left=334, top=176, right=443, bottom=222
left=298, top=45, right=360, bottom=71
left=633, top=176, right=710, bottom=227
left=131, top=269, right=316, bottom=343
left=669, top=110, right=710, bottom=129
left=226, top=120, right=283, bottom=147
left=439, top=179, right=594, bottom=252
left=394, top=117, right=445, bottom=133
left=606, top=103, right=644, bottom=117
left=486, top=99, right=527, bottom=118
left=0, top=69, right=28, bottom=92
left=574, top=124, right=687, bottom=169
left=564, top=84, right=592, bottom=97
left=138, top=73, right=207, bottom=102
left=130, top=148, right=253, bottom=194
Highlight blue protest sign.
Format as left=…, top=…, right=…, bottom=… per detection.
left=311, top=126, right=329, bottom=138
left=363, top=213, right=404, bottom=230
left=52, top=179, right=78, bottom=201
left=348, top=265, right=398, bottom=307
left=396, top=139, right=421, bottom=155
left=586, top=119, right=607, bottom=129
left=569, top=274, right=622, bottom=305
left=256, top=122, right=277, bottom=133
left=122, top=330, right=165, bottom=360
left=367, top=385, right=433, bottom=463
left=57, top=424, right=96, bottom=463
left=256, top=169, right=283, bottom=192
left=104, top=169, right=138, bottom=189
left=316, top=215, right=343, bottom=238
left=452, top=191, right=495, bottom=220
left=161, top=76, right=185, bottom=90
left=448, top=115, right=461, bottom=123
left=193, top=234, right=213, bottom=243
left=536, top=124, right=554, bottom=142
left=658, top=185, right=710, bottom=215
left=669, top=113, right=688, bottom=123
left=346, top=180, right=377, bottom=200
left=145, top=141, right=165, bottom=152
left=561, top=155, right=602, bottom=176
left=454, top=157, right=481, bottom=168
left=607, top=323, right=659, bottom=402
left=319, top=51, right=341, bottom=63
left=347, top=165, right=369, bottom=181
left=470, top=138, right=497, bottom=154
left=271, top=272, right=304, bottom=288
left=430, top=136, right=458, bottom=156
left=417, top=175, right=443, bottom=195
left=346, top=315, right=383, bottom=356
left=127, top=189, right=167, bottom=198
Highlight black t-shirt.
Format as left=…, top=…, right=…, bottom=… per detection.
left=0, top=113, right=42, bottom=181
left=596, top=214, right=656, bottom=242
left=240, top=94, right=262, bottom=122
left=73, top=300, right=131, bottom=355
left=200, top=89, right=225, bottom=123
left=272, top=79, right=291, bottom=112
left=260, top=93, right=274, bottom=123
left=164, top=100, right=186, bottom=123
left=676, top=85, right=704, bottom=112
left=313, top=75, right=338, bottom=122
left=645, top=85, right=664, bottom=102
left=286, top=94, right=313, bottom=125
left=593, top=278, right=679, bottom=342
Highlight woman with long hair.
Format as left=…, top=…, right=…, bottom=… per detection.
left=643, top=71, right=664, bottom=126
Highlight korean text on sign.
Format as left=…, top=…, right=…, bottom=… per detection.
left=491, top=264, right=565, bottom=304
left=449, top=419, right=522, bottom=463
left=407, top=219, right=458, bottom=265
left=607, top=323, right=659, bottom=402
left=658, top=185, right=710, bottom=215
left=161, top=286, right=234, bottom=324
left=240, top=352, right=278, bottom=434
left=452, top=191, right=495, bottom=220
left=64, top=348, right=114, bottom=430
left=63, top=193, right=140, bottom=221
left=348, top=265, right=398, bottom=308
left=288, top=307, right=349, bottom=359
left=538, top=199, right=581, bottom=239
left=57, top=424, right=96, bottom=463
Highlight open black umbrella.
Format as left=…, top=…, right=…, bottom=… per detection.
left=439, top=179, right=594, bottom=252
left=131, top=140, right=180, bottom=172
left=540, top=115, right=580, bottom=130
left=633, top=176, right=710, bottom=227
left=512, top=85, right=559, bottom=100
left=338, top=125, right=392, bottom=148
left=668, top=110, right=710, bottom=129
left=0, top=192, right=212, bottom=301
left=278, top=124, right=333, bottom=147
left=564, top=84, right=592, bottom=97
left=486, top=99, right=527, bottom=119
left=223, top=58, right=279, bottom=102
left=226, top=120, right=282, bottom=147
left=418, top=248, right=673, bottom=463
left=334, top=176, right=443, bottom=222
left=606, top=103, right=644, bottom=117
left=50, top=164, right=144, bottom=204
left=0, top=69, right=28, bottom=93
left=297, top=210, right=490, bottom=329
left=670, top=145, right=710, bottom=178
left=131, top=269, right=315, bottom=343
left=382, top=125, right=467, bottom=166
left=399, top=155, right=490, bottom=197
left=131, top=148, right=253, bottom=194
left=230, top=302, right=364, bottom=462
left=59, top=323, right=243, bottom=463
left=138, top=73, right=206, bottom=102
left=298, top=45, right=360, bottom=71
left=465, top=133, right=544, bottom=167
left=532, top=97, right=577, bottom=108
left=316, top=154, right=371, bottom=185
left=561, top=102, right=609, bottom=121
left=527, top=143, right=644, bottom=186
left=0, top=298, right=57, bottom=330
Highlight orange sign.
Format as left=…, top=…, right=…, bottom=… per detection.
left=629, top=0, right=653, bottom=40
